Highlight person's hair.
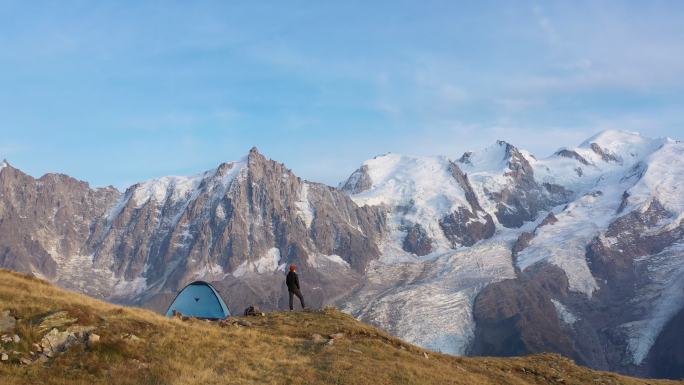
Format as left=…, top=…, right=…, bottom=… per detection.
left=289, top=264, right=297, bottom=272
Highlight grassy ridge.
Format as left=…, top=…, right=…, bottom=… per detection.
left=0, top=269, right=680, bottom=385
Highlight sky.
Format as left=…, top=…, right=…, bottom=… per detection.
left=0, top=1, right=683, bottom=189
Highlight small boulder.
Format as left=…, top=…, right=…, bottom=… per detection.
left=310, top=334, right=326, bottom=344
left=1, top=353, right=8, bottom=361
left=348, top=348, right=362, bottom=354
left=329, top=332, right=345, bottom=340
left=87, top=333, right=100, bottom=347
left=422, top=352, right=429, bottom=359
left=12, top=334, right=20, bottom=343
left=0, top=310, right=16, bottom=333
left=325, top=339, right=334, bottom=346
left=40, top=328, right=78, bottom=355
left=19, top=357, right=32, bottom=365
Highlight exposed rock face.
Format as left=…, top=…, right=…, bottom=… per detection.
left=582, top=200, right=684, bottom=375
left=487, top=142, right=572, bottom=228
left=512, top=212, right=558, bottom=261
left=470, top=263, right=609, bottom=371
left=0, top=150, right=385, bottom=312
left=470, top=264, right=577, bottom=359
left=555, top=149, right=590, bottom=165
left=439, top=162, right=496, bottom=247
left=586, top=200, right=681, bottom=312
left=439, top=208, right=495, bottom=247
left=511, top=232, right=534, bottom=258
left=646, top=306, right=684, bottom=379
left=457, top=151, right=473, bottom=165
left=0, top=163, right=120, bottom=279
left=402, top=223, right=432, bottom=256
left=590, top=142, right=622, bottom=163
left=339, top=165, right=373, bottom=194
left=473, top=198, right=684, bottom=377
left=538, top=212, right=558, bottom=227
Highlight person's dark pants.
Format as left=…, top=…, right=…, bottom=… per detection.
left=289, top=289, right=306, bottom=310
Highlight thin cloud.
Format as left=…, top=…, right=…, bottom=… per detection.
left=532, top=5, right=560, bottom=46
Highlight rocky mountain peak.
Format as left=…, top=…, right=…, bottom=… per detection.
left=496, top=139, right=516, bottom=154
left=457, top=151, right=473, bottom=165
left=339, top=165, right=372, bottom=194
left=248, top=146, right=264, bottom=160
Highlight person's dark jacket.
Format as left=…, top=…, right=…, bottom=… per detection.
left=286, top=271, right=300, bottom=292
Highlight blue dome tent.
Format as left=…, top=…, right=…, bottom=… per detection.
left=165, top=281, right=231, bottom=320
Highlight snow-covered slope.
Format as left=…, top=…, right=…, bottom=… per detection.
left=342, top=154, right=476, bottom=258
left=340, top=130, right=683, bottom=377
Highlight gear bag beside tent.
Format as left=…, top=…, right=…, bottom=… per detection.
left=165, top=281, right=231, bottom=320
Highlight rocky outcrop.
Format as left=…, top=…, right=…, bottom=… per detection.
left=470, top=264, right=575, bottom=358
left=486, top=142, right=572, bottom=228
left=339, top=165, right=373, bottom=194
left=457, top=151, right=473, bottom=165
left=590, top=143, right=622, bottom=163
left=511, top=232, right=534, bottom=258
left=439, top=208, right=496, bottom=247
left=586, top=200, right=678, bottom=296
left=646, top=306, right=684, bottom=379
left=538, top=212, right=558, bottom=227
left=512, top=212, right=558, bottom=263
left=402, top=223, right=432, bottom=256
left=555, top=149, right=590, bottom=165
left=470, top=263, right=608, bottom=371
left=40, top=326, right=96, bottom=357
left=439, top=162, right=496, bottom=247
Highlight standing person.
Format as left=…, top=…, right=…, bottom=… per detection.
left=286, top=264, right=306, bottom=311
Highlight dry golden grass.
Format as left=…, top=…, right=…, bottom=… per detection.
left=0, top=269, right=681, bottom=385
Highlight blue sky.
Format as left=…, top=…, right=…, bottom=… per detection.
left=1, top=1, right=683, bottom=188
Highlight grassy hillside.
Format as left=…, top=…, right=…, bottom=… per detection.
left=0, top=269, right=681, bottom=385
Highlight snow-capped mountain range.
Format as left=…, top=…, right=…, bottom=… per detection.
left=0, top=130, right=682, bottom=379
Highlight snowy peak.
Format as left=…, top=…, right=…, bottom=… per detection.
left=457, top=140, right=531, bottom=174
left=247, top=146, right=266, bottom=166
left=125, top=160, right=246, bottom=209
left=624, top=140, right=684, bottom=216
left=345, top=153, right=469, bottom=211
left=339, top=164, right=372, bottom=194
left=579, top=130, right=671, bottom=165
left=342, top=153, right=496, bottom=254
